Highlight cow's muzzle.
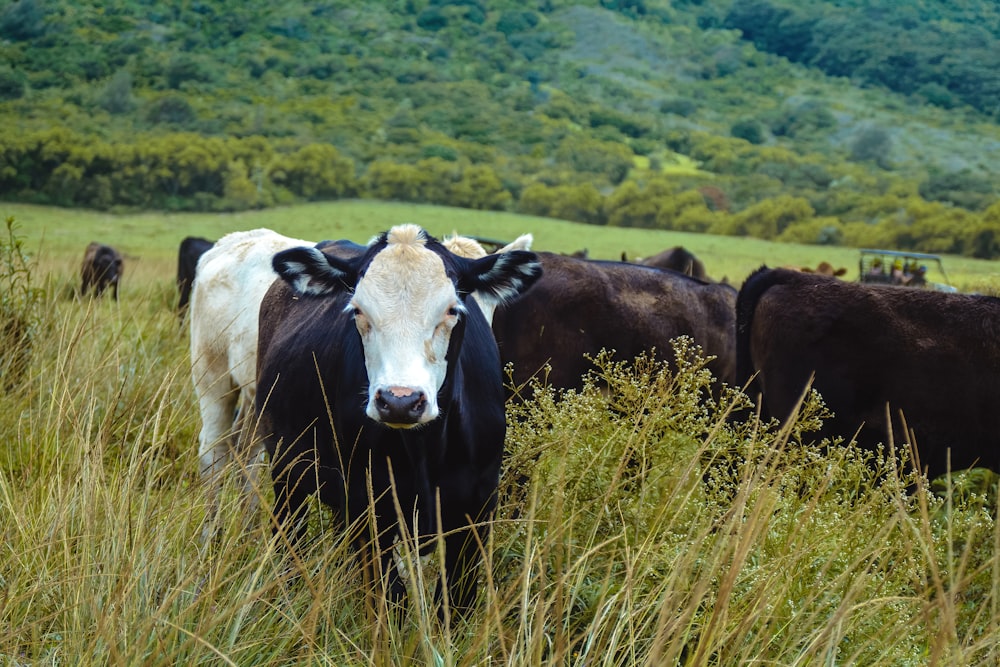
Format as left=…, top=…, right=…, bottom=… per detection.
left=374, top=386, right=428, bottom=427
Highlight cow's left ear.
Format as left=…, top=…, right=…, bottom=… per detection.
left=273, top=246, right=358, bottom=296
left=461, top=250, right=542, bottom=308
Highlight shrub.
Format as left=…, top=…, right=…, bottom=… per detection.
left=417, top=7, right=447, bottom=31
left=0, top=0, right=45, bottom=41
left=0, top=217, right=44, bottom=390
left=919, top=169, right=996, bottom=211
left=730, top=119, right=765, bottom=145
left=776, top=217, right=845, bottom=245
left=496, top=10, right=539, bottom=36
left=660, top=98, right=698, bottom=117
left=97, top=69, right=135, bottom=115
left=848, top=124, right=893, bottom=167
left=517, top=182, right=605, bottom=224
left=146, top=96, right=197, bottom=126
left=770, top=100, right=837, bottom=137
left=0, top=66, right=26, bottom=101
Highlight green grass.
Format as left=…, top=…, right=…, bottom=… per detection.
left=1, top=203, right=1000, bottom=664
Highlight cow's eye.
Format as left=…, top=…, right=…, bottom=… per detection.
left=351, top=306, right=372, bottom=334
left=447, top=306, right=460, bottom=318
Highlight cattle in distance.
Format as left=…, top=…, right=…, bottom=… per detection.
left=795, top=261, right=848, bottom=277
left=623, top=245, right=709, bottom=281
left=491, top=252, right=738, bottom=396
left=176, top=236, right=214, bottom=314
left=736, top=266, right=1000, bottom=481
left=255, top=224, right=542, bottom=614
left=80, top=242, right=123, bottom=300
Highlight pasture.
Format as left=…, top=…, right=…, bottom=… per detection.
left=1, top=203, right=1000, bottom=664
left=10, top=200, right=1000, bottom=293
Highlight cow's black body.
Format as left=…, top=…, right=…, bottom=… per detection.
left=176, top=236, right=214, bottom=313
left=81, top=242, right=123, bottom=300
left=736, top=266, right=1000, bottom=480
left=256, top=229, right=540, bottom=614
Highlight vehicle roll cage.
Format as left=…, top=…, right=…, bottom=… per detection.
left=859, top=248, right=951, bottom=287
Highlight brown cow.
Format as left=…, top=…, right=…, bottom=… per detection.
left=492, top=252, right=737, bottom=396
left=736, top=266, right=1000, bottom=481
left=80, top=242, right=123, bottom=300
left=799, top=261, right=847, bottom=277
left=623, top=246, right=709, bottom=281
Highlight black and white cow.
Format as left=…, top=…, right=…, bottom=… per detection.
left=256, top=224, right=542, bottom=614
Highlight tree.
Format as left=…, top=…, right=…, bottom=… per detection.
left=274, top=144, right=356, bottom=200
left=517, top=183, right=605, bottom=225
left=848, top=125, right=893, bottom=169
left=450, top=164, right=511, bottom=211
left=0, top=67, right=26, bottom=101
left=729, top=195, right=815, bottom=239
left=0, top=0, right=45, bottom=41
left=730, top=119, right=765, bottom=145
left=98, top=69, right=135, bottom=115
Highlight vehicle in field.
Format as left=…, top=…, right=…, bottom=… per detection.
left=858, top=248, right=957, bottom=292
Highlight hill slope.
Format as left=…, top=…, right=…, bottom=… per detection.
left=1, top=0, right=998, bottom=255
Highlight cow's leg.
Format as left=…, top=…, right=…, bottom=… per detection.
left=269, top=453, right=318, bottom=550
left=349, top=477, right=409, bottom=617
left=234, top=387, right=266, bottom=521
left=192, top=353, right=240, bottom=541
left=437, top=509, right=491, bottom=618
left=435, top=476, right=499, bottom=619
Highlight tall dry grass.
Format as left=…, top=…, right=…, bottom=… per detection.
left=1, top=241, right=998, bottom=665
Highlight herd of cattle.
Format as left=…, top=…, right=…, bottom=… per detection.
left=78, top=228, right=1000, bottom=613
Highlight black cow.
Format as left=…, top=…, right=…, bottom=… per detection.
left=736, top=266, right=1000, bottom=481
left=256, top=224, right=541, bottom=615
left=176, top=236, right=214, bottom=314
left=492, top=252, right=737, bottom=396
left=80, top=242, right=123, bottom=300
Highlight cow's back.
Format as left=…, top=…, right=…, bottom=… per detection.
left=737, top=266, right=1000, bottom=478
left=492, top=252, right=737, bottom=392
left=190, top=229, right=310, bottom=392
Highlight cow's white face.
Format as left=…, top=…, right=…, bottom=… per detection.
left=272, top=223, right=542, bottom=429
left=349, top=227, right=463, bottom=426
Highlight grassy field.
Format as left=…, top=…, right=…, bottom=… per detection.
left=1, top=202, right=1000, bottom=664
left=8, top=200, right=1000, bottom=294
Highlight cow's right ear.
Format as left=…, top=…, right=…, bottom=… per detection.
left=273, top=246, right=357, bottom=296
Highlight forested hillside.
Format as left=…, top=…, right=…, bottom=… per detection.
left=2, top=0, right=1000, bottom=256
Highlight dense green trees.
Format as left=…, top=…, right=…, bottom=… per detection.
left=723, top=0, right=1000, bottom=119
left=0, top=0, right=998, bottom=256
